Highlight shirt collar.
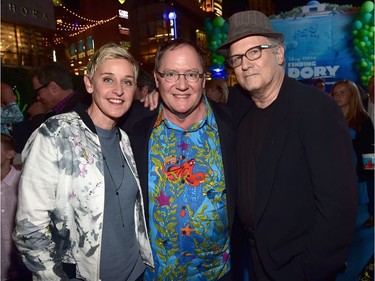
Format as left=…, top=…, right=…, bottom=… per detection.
left=1, top=166, right=20, bottom=187
left=153, top=95, right=218, bottom=132
left=53, top=91, right=76, bottom=114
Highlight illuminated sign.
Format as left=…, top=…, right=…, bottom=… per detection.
left=119, top=9, right=128, bottom=19
left=1, top=0, right=56, bottom=30
left=168, top=11, right=177, bottom=39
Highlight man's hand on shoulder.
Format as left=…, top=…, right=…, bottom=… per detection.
left=140, top=89, right=159, bottom=111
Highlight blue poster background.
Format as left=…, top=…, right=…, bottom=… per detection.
left=271, top=12, right=359, bottom=92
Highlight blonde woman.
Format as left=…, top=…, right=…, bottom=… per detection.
left=13, top=43, right=154, bottom=280
left=332, top=79, right=374, bottom=227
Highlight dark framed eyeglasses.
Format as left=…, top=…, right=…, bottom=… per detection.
left=156, top=70, right=204, bottom=83
left=34, top=82, right=50, bottom=93
left=227, top=44, right=278, bottom=68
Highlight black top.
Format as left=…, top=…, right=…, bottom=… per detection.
left=352, top=116, right=374, bottom=181
left=236, top=99, right=276, bottom=228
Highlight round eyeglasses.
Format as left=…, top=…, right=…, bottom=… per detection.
left=227, top=44, right=278, bottom=68
left=156, top=70, right=204, bottom=83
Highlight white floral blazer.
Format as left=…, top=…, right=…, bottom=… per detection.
left=13, top=108, right=154, bottom=281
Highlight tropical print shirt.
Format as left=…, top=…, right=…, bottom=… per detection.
left=1, top=102, right=23, bottom=136
left=145, top=100, right=230, bottom=280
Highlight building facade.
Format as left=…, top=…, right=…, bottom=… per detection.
left=1, top=0, right=56, bottom=68
left=1, top=0, right=222, bottom=74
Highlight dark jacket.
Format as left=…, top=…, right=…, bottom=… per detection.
left=229, top=76, right=358, bottom=281
left=352, top=116, right=374, bottom=182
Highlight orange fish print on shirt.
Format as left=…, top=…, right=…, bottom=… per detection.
left=180, top=206, right=186, bottom=217
left=163, top=158, right=205, bottom=187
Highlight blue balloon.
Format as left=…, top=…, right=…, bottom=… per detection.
left=353, top=20, right=363, bottom=30
left=362, top=12, right=373, bottom=24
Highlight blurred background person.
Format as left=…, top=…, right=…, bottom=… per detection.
left=134, top=68, right=156, bottom=101
left=363, top=75, right=374, bottom=125
left=205, top=79, right=229, bottom=103
left=332, top=79, right=374, bottom=227
left=12, top=62, right=89, bottom=160
left=313, top=78, right=327, bottom=93
left=1, top=82, right=23, bottom=137
left=1, top=134, right=31, bottom=281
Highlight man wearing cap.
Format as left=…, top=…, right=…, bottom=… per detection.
left=217, top=10, right=358, bottom=281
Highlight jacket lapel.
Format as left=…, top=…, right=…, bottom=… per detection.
left=127, top=115, right=158, bottom=221
left=210, top=102, right=237, bottom=232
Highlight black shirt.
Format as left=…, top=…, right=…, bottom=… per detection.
left=236, top=100, right=276, bottom=228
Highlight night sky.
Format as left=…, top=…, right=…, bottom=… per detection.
left=223, top=0, right=365, bottom=17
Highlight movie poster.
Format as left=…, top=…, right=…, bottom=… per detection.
left=272, top=12, right=359, bottom=90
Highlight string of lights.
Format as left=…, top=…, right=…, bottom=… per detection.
left=56, top=21, right=87, bottom=31
left=63, top=16, right=118, bottom=37
left=55, top=4, right=118, bottom=37
left=59, top=3, right=109, bottom=23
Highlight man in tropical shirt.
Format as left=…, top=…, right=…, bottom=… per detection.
left=124, top=39, right=237, bottom=280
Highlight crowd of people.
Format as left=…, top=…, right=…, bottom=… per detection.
left=1, top=8, right=373, bottom=281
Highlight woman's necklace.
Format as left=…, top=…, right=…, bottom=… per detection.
left=102, top=142, right=126, bottom=227
left=103, top=155, right=125, bottom=195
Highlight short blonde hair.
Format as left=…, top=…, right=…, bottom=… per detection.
left=86, top=43, right=139, bottom=81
